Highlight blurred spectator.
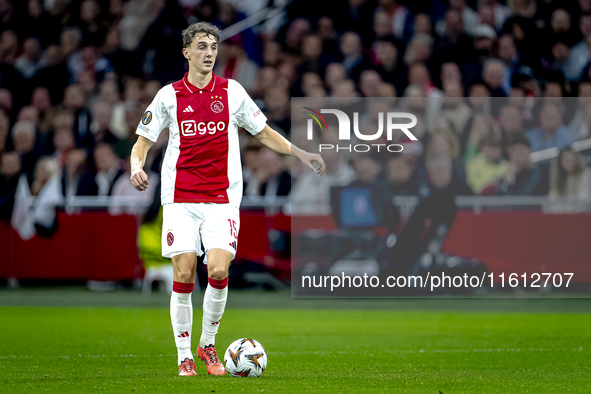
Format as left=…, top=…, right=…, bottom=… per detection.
left=359, top=70, right=383, bottom=97
left=407, top=62, right=443, bottom=128
left=109, top=169, right=157, bottom=216
left=386, top=155, right=420, bottom=195
left=350, top=152, right=382, bottom=184
left=496, top=136, right=546, bottom=195
left=377, top=0, right=411, bottom=41
left=11, top=120, right=39, bottom=179
left=466, top=132, right=508, bottom=194
left=90, top=101, right=119, bottom=145
left=17, top=106, right=39, bottom=129
left=404, top=34, right=433, bottom=65
left=264, top=87, right=290, bottom=135
left=433, top=11, right=473, bottom=70
left=374, top=10, right=395, bottom=42
left=0, top=30, right=19, bottom=64
left=497, top=34, right=518, bottom=93
left=94, top=143, right=124, bottom=196
left=243, top=143, right=262, bottom=197
left=325, top=62, right=347, bottom=96
left=561, top=14, right=591, bottom=81
left=468, top=81, right=492, bottom=111
left=31, top=155, right=59, bottom=196
left=59, top=27, right=82, bottom=60
left=413, top=13, right=432, bottom=37
left=29, top=156, right=63, bottom=235
left=61, top=148, right=98, bottom=197
left=52, top=126, right=75, bottom=169
left=141, top=80, right=162, bottom=109
left=376, top=81, right=396, bottom=97
left=426, top=128, right=461, bottom=161
left=333, top=78, right=358, bottom=101
left=296, top=33, right=329, bottom=78
left=482, top=59, right=507, bottom=96
left=373, top=36, right=407, bottom=95
left=300, top=72, right=323, bottom=97
left=569, top=82, right=591, bottom=140
left=440, top=62, right=462, bottom=87
left=74, top=0, right=110, bottom=47
left=114, top=101, right=143, bottom=158
left=463, top=113, right=496, bottom=160
left=484, top=0, right=511, bottom=31
left=97, top=79, right=127, bottom=139
left=0, top=88, right=13, bottom=113
left=340, top=31, right=369, bottom=82
left=254, top=66, right=279, bottom=99
left=441, top=82, right=472, bottom=136
left=14, top=37, right=43, bottom=80
left=435, top=0, right=480, bottom=37
left=0, top=107, right=7, bottom=152
left=546, top=147, right=591, bottom=212
left=0, top=151, right=21, bottom=221
left=283, top=17, right=312, bottom=54
left=291, top=148, right=356, bottom=214
left=526, top=102, right=575, bottom=151
left=32, top=87, right=53, bottom=133
left=215, top=35, right=258, bottom=92
left=28, top=45, right=72, bottom=106
left=68, top=44, right=113, bottom=86
left=498, top=105, right=525, bottom=154
left=257, top=148, right=291, bottom=198
left=63, top=84, right=93, bottom=148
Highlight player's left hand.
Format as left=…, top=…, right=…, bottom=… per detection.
left=298, top=151, right=326, bottom=176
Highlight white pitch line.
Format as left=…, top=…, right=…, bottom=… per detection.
left=0, top=346, right=584, bottom=360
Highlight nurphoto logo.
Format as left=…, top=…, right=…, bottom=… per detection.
left=303, top=107, right=418, bottom=153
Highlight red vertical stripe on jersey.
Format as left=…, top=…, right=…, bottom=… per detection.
left=172, top=73, right=230, bottom=203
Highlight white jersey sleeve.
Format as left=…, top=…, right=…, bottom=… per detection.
left=135, top=86, right=173, bottom=142
left=228, top=79, right=267, bottom=135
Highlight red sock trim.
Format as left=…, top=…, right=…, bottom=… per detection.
left=208, top=277, right=228, bottom=289
left=173, top=281, right=194, bottom=293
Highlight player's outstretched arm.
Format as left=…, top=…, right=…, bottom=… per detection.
left=130, top=136, right=155, bottom=191
left=254, top=124, right=326, bottom=176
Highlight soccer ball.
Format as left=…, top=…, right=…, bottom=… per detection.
left=224, top=338, right=267, bottom=377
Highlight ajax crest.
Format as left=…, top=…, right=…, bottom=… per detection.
left=211, top=100, right=224, bottom=113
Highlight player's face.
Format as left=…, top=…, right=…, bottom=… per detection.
left=185, top=34, right=218, bottom=73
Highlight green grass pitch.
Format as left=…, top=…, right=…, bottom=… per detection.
left=0, top=290, right=590, bottom=393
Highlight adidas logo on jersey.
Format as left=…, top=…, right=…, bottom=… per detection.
left=183, top=105, right=194, bottom=113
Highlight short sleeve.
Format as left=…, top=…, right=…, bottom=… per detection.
left=231, top=80, right=267, bottom=135
left=135, top=87, right=171, bottom=142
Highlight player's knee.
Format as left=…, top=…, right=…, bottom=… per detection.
left=178, top=270, right=193, bottom=283
left=208, top=266, right=228, bottom=280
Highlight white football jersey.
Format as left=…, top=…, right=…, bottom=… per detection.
left=136, top=72, right=267, bottom=208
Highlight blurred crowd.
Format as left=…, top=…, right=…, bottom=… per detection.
left=1, top=0, right=591, bottom=223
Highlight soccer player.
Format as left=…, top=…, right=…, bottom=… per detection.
left=129, top=22, right=325, bottom=376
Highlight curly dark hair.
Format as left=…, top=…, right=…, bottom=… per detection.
left=182, top=22, right=221, bottom=48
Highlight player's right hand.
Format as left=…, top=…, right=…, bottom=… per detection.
left=131, top=169, right=149, bottom=191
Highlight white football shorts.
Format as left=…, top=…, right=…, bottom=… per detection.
left=162, top=202, right=239, bottom=263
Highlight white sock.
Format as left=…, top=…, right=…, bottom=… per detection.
left=171, top=290, right=194, bottom=365
left=199, top=282, right=228, bottom=348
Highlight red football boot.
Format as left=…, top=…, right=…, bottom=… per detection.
left=178, top=357, right=199, bottom=376
left=197, top=345, right=226, bottom=376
